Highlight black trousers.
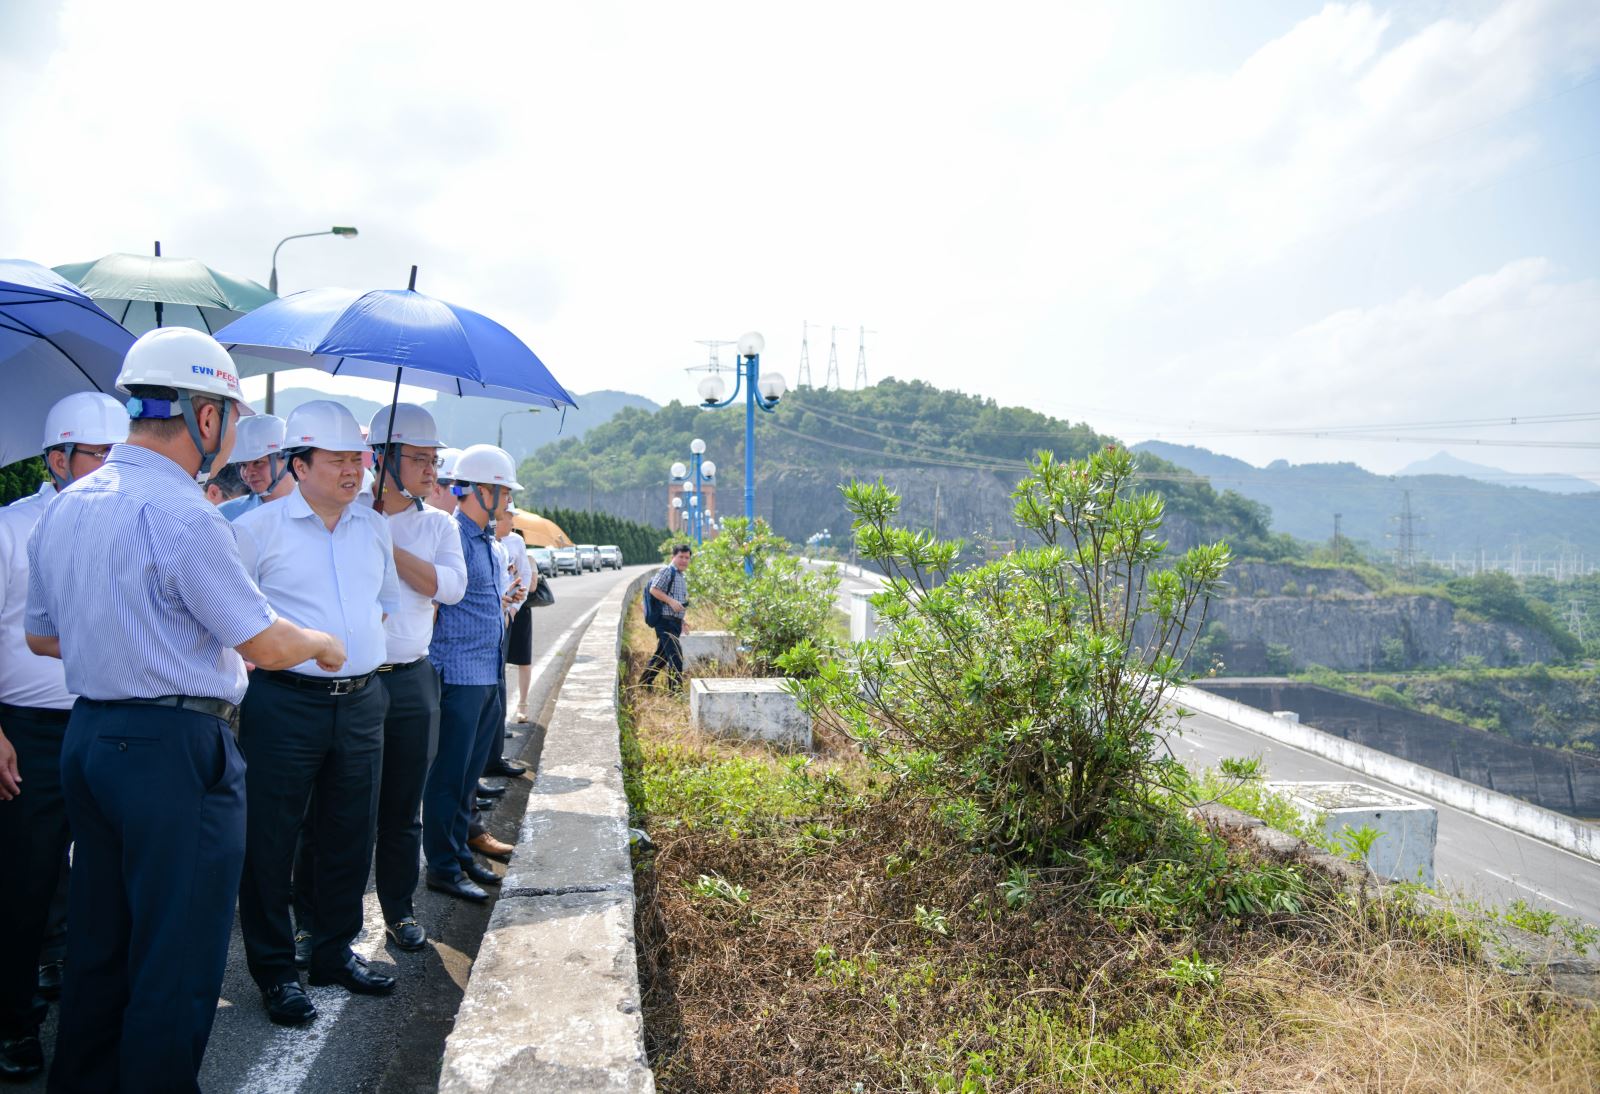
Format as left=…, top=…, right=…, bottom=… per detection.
left=51, top=699, right=244, bottom=1094
left=373, top=659, right=439, bottom=922
left=237, top=674, right=385, bottom=989
left=641, top=617, right=684, bottom=687
left=0, top=703, right=71, bottom=1038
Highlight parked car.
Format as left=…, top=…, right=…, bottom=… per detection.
left=552, top=546, right=581, bottom=574
left=529, top=546, right=556, bottom=578
left=598, top=545, right=623, bottom=570
left=575, top=544, right=601, bottom=572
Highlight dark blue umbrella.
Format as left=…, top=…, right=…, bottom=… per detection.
left=0, top=259, right=136, bottom=467
left=214, top=269, right=577, bottom=410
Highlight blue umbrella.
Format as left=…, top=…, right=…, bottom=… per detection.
left=214, top=269, right=577, bottom=410
left=0, top=259, right=136, bottom=467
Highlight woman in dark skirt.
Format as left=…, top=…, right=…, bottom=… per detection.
left=507, top=590, right=535, bottom=722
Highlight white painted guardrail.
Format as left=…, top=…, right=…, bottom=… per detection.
left=1174, top=684, right=1600, bottom=864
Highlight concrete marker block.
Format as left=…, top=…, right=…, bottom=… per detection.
left=689, top=678, right=812, bottom=751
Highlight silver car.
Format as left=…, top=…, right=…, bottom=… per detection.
left=598, top=545, right=623, bottom=570
left=575, top=544, right=601, bottom=572
left=552, top=546, right=580, bottom=574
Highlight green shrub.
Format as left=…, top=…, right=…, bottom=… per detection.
left=1265, top=642, right=1294, bottom=674
left=1367, top=683, right=1414, bottom=709
left=789, top=447, right=1232, bottom=864
left=0, top=458, right=45, bottom=507
left=685, top=517, right=839, bottom=674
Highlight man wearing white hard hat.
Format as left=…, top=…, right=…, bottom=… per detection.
left=233, top=399, right=401, bottom=1024
left=219, top=413, right=294, bottom=521
left=421, top=444, right=521, bottom=902
left=24, top=327, right=347, bottom=1091
left=0, top=392, right=126, bottom=1082
left=361, top=404, right=466, bottom=951
left=426, top=447, right=462, bottom=514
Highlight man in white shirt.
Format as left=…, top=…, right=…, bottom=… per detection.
left=0, top=392, right=127, bottom=1082
left=364, top=404, right=465, bottom=951
left=487, top=517, right=530, bottom=778
left=219, top=414, right=293, bottom=521
left=233, top=400, right=402, bottom=1025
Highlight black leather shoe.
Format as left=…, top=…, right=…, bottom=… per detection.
left=0, top=1033, right=43, bottom=1081
left=484, top=758, right=526, bottom=778
left=386, top=917, right=427, bottom=951
left=425, top=872, right=488, bottom=903
left=309, top=957, right=396, bottom=996
left=262, top=982, right=317, bottom=1026
left=36, top=960, right=63, bottom=1001
left=476, top=781, right=506, bottom=798
left=293, top=929, right=312, bottom=969
left=461, top=858, right=502, bottom=887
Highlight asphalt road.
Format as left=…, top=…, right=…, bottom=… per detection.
left=811, top=559, right=1600, bottom=927
left=20, top=564, right=649, bottom=1094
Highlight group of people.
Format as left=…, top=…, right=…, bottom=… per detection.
left=0, top=326, right=550, bottom=1091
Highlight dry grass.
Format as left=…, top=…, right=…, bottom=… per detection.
left=619, top=604, right=1600, bottom=1094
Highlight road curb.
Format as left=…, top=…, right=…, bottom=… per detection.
left=439, top=568, right=655, bottom=1094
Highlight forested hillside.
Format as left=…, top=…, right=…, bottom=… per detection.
left=517, top=379, right=1294, bottom=556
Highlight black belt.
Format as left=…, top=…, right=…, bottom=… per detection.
left=87, top=695, right=240, bottom=726
left=0, top=701, right=73, bottom=725
left=259, top=669, right=376, bottom=696
left=377, top=657, right=428, bottom=674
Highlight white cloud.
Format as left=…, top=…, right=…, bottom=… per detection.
left=1, top=0, right=1597, bottom=476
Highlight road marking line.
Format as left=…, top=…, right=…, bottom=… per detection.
left=1481, top=868, right=1578, bottom=910
left=234, top=605, right=602, bottom=1090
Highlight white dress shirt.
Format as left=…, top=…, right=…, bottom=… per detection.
left=234, top=487, right=401, bottom=677
left=503, top=532, right=532, bottom=604
left=0, top=483, right=71, bottom=709
left=382, top=503, right=467, bottom=664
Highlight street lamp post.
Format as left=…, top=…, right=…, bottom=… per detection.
left=670, top=440, right=717, bottom=545
left=694, top=332, right=785, bottom=574
left=497, top=407, right=540, bottom=449
left=265, top=226, right=358, bottom=413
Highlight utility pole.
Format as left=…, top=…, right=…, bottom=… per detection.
left=1332, top=513, right=1342, bottom=558
left=826, top=325, right=847, bottom=390
left=1511, top=533, right=1522, bottom=578
left=1566, top=600, right=1588, bottom=644
left=854, top=325, right=876, bottom=389
left=796, top=320, right=819, bottom=389
left=933, top=482, right=942, bottom=539
left=1388, top=490, right=1424, bottom=575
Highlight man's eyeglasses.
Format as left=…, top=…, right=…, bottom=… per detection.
left=72, top=446, right=113, bottom=463
left=395, top=453, right=445, bottom=469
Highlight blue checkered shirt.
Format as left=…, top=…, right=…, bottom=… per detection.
left=429, top=509, right=505, bottom=685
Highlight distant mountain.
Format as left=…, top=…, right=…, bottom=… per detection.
left=1396, top=452, right=1599, bottom=495
left=1134, top=441, right=1600, bottom=560
left=268, top=387, right=658, bottom=467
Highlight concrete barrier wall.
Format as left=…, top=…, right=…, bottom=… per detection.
left=1174, top=684, right=1600, bottom=864
left=440, top=570, right=655, bottom=1094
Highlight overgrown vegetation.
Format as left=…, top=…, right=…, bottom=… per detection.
left=676, top=516, right=839, bottom=674
left=785, top=448, right=1231, bottom=861
left=532, top=504, right=668, bottom=563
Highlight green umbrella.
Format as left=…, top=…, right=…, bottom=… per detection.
left=55, top=241, right=275, bottom=335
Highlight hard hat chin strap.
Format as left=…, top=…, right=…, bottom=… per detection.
left=45, top=444, right=76, bottom=490
left=178, top=391, right=231, bottom=483
left=378, top=446, right=424, bottom=511
left=259, top=452, right=289, bottom=499
left=471, top=483, right=503, bottom=526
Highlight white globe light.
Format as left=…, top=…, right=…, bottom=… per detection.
left=697, top=374, right=727, bottom=403
left=670, top=461, right=688, bottom=479
left=689, top=495, right=699, bottom=507
left=700, top=460, right=716, bottom=478
left=672, top=497, right=683, bottom=509
left=758, top=372, right=788, bottom=401
left=738, top=331, right=765, bottom=357
left=690, top=437, right=706, bottom=454
left=681, top=480, right=695, bottom=492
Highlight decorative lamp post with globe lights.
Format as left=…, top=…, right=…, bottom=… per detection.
left=670, top=439, right=717, bottom=545
left=692, top=332, right=785, bottom=574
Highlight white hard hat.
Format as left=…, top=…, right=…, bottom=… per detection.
left=368, top=403, right=443, bottom=449
left=452, top=444, right=521, bottom=489
left=436, top=447, right=463, bottom=482
left=230, top=414, right=286, bottom=464
left=43, top=392, right=129, bottom=450
left=283, top=400, right=367, bottom=453
left=116, top=327, right=243, bottom=402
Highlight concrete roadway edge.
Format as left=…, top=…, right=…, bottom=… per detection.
left=439, top=569, right=655, bottom=1094
left=1174, top=684, right=1600, bottom=863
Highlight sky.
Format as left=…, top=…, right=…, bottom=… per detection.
left=2, top=0, right=1597, bottom=483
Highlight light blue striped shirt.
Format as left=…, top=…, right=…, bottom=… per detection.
left=25, top=444, right=277, bottom=703
left=429, top=510, right=505, bottom=686
left=234, top=487, right=400, bottom=678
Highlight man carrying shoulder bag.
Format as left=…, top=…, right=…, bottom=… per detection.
left=641, top=544, right=691, bottom=690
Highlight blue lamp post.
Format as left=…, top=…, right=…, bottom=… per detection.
left=696, top=332, right=785, bottom=574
